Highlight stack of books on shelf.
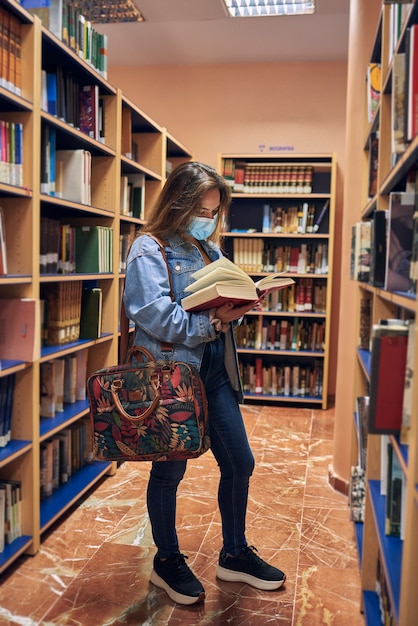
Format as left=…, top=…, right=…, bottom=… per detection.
left=240, top=359, right=323, bottom=398
left=40, top=349, right=87, bottom=418
left=0, top=479, right=22, bottom=553
left=120, top=173, right=145, bottom=219
left=40, top=220, right=113, bottom=275
left=41, top=282, right=83, bottom=345
left=41, top=71, right=106, bottom=143
left=222, top=159, right=313, bottom=194
left=351, top=185, right=416, bottom=294
left=232, top=239, right=328, bottom=275
left=0, top=373, right=15, bottom=448
left=256, top=200, right=329, bottom=234
left=0, top=120, right=23, bottom=187
left=40, top=417, right=93, bottom=499
left=21, top=0, right=108, bottom=78
left=235, top=317, right=325, bottom=353
left=0, top=6, right=22, bottom=96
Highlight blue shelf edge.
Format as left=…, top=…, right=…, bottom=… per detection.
left=0, top=439, right=32, bottom=463
left=357, top=348, right=371, bottom=378
left=0, top=535, right=32, bottom=569
left=369, top=479, right=402, bottom=622
left=40, top=399, right=90, bottom=438
left=40, top=460, right=111, bottom=531
left=363, top=590, right=381, bottom=626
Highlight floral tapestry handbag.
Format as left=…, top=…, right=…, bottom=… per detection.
left=87, top=345, right=210, bottom=462
left=87, top=235, right=210, bottom=462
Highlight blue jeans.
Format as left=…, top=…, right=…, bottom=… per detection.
left=147, top=337, right=255, bottom=558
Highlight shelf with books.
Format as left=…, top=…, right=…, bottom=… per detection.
left=350, top=3, right=418, bottom=624
left=218, top=153, right=336, bottom=409
left=0, top=0, right=193, bottom=574
left=120, top=93, right=164, bottom=219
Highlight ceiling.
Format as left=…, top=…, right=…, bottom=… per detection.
left=95, top=0, right=351, bottom=67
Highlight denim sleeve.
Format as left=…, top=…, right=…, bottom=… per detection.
left=124, top=237, right=218, bottom=347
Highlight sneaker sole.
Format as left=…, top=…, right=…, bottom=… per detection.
left=150, top=569, right=206, bottom=605
left=216, top=564, right=286, bottom=591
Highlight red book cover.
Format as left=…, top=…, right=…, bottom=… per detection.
left=368, top=325, right=408, bottom=434
left=0, top=298, right=40, bottom=362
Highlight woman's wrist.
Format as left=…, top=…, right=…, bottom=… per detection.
left=209, top=308, right=229, bottom=333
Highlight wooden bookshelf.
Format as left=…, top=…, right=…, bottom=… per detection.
left=0, top=0, right=192, bottom=573
left=350, top=3, right=418, bottom=625
left=218, top=153, right=336, bottom=409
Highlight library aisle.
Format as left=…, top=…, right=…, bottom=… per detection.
left=0, top=406, right=364, bottom=625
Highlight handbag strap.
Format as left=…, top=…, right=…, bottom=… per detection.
left=119, top=234, right=174, bottom=364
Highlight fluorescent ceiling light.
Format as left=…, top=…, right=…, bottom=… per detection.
left=223, top=0, right=316, bottom=17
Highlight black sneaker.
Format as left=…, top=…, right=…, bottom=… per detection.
left=216, top=545, right=286, bottom=591
left=150, top=552, right=205, bottom=605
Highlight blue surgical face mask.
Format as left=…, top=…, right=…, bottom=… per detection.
left=187, top=216, right=217, bottom=240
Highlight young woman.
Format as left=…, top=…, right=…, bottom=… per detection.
left=124, top=161, right=286, bottom=605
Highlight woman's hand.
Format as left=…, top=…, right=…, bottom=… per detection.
left=215, top=298, right=264, bottom=324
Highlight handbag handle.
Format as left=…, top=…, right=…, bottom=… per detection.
left=126, top=344, right=155, bottom=363
left=120, top=235, right=174, bottom=364
left=109, top=377, right=161, bottom=423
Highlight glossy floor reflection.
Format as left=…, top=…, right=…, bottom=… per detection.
left=0, top=405, right=365, bottom=625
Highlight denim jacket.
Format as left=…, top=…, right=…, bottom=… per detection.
left=124, top=233, right=243, bottom=402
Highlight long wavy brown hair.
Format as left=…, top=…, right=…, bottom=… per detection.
left=143, top=161, right=231, bottom=246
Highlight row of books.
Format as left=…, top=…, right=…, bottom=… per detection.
left=41, top=283, right=103, bottom=346
left=41, top=128, right=92, bottom=204
left=40, top=220, right=113, bottom=274
left=0, top=5, right=22, bottom=95
left=0, top=373, right=14, bottom=448
left=351, top=436, right=407, bottom=539
left=21, top=0, right=108, bottom=79
left=42, top=70, right=105, bottom=143
left=239, top=358, right=324, bottom=398
left=120, top=173, right=145, bottom=219
left=236, top=317, right=325, bottom=353
left=390, top=23, right=418, bottom=162
left=0, top=120, right=23, bottom=187
left=40, top=418, right=93, bottom=499
left=40, top=350, right=87, bottom=417
left=0, top=479, right=22, bottom=552
left=260, top=280, right=327, bottom=314
left=232, top=239, right=329, bottom=275
left=257, top=200, right=329, bottom=234
left=222, top=159, right=314, bottom=194
left=351, top=187, right=417, bottom=294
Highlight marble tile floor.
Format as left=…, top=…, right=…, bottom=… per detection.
left=0, top=405, right=365, bottom=626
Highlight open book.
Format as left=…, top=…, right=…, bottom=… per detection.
left=181, top=257, right=295, bottom=312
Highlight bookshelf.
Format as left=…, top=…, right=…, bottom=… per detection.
left=0, top=0, right=192, bottom=574
left=218, top=153, right=336, bottom=409
left=350, top=2, right=418, bottom=625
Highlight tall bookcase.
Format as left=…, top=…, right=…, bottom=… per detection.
left=0, top=0, right=191, bottom=574
left=350, top=2, right=418, bottom=625
left=218, top=153, right=336, bottom=409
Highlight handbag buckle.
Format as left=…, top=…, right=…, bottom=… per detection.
left=160, top=364, right=172, bottom=383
